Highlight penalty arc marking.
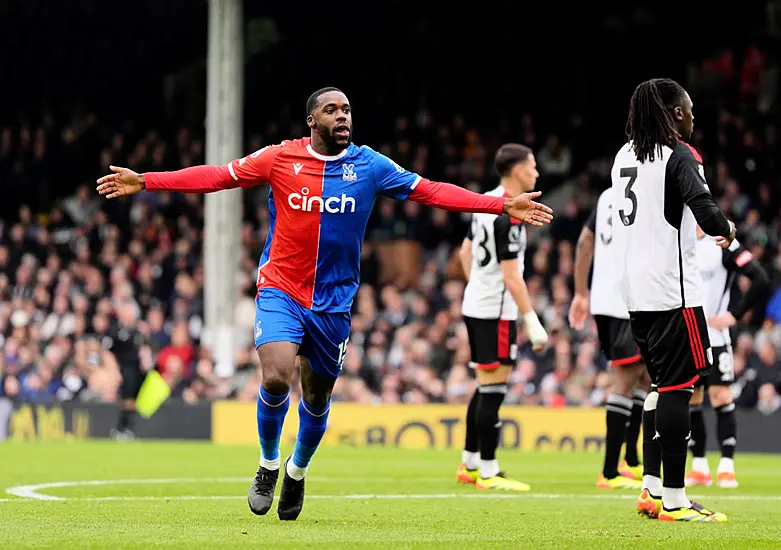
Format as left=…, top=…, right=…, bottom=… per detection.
left=3, top=478, right=781, bottom=503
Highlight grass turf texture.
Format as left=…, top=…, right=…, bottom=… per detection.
left=1, top=442, right=780, bottom=549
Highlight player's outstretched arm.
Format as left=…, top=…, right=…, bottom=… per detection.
left=407, top=179, right=553, bottom=226
left=96, top=164, right=240, bottom=198
left=569, top=222, right=595, bottom=331
left=371, top=150, right=551, bottom=224
left=97, top=145, right=282, bottom=198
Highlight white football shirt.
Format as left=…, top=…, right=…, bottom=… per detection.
left=586, top=187, right=630, bottom=320
left=696, top=236, right=753, bottom=346
left=462, top=186, right=527, bottom=321
left=611, top=140, right=711, bottom=312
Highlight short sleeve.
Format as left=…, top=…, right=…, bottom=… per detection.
left=227, top=142, right=286, bottom=188
left=494, top=216, right=523, bottom=262
left=585, top=206, right=597, bottom=232
left=666, top=143, right=710, bottom=205
left=368, top=148, right=422, bottom=200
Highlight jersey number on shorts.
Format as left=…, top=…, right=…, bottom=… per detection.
left=717, top=351, right=734, bottom=383
left=337, top=337, right=350, bottom=368
left=618, top=167, right=638, bottom=226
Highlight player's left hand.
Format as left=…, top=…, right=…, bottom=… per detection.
left=503, top=191, right=553, bottom=227
left=707, top=312, right=737, bottom=331
left=523, top=312, right=549, bottom=353
left=568, top=294, right=590, bottom=331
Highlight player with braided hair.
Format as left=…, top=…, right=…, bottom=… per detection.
left=612, top=78, right=736, bottom=522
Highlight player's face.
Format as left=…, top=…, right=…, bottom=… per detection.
left=675, top=92, right=694, bottom=141
left=308, top=91, right=353, bottom=151
left=514, top=155, right=539, bottom=192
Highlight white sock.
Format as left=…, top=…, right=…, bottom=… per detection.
left=717, top=457, right=734, bottom=474
left=480, top=459, right=499, bottom=479
left=642, top=475, right=662, bottom=495
left=692, top=457, right=710, bottom=473
left=260, top=456, right=280, bottom=470
left=286, top=458, right=307, bottom=481
left=662, top=487, right=691, bottom=510
left=462, top=450, right=479, bottom=470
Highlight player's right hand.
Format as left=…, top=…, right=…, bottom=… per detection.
left=96, top=165, right=145, bottom=199
left=715, top=221, right=737, bottom=249
left=568, top=293, right=589, bottom=330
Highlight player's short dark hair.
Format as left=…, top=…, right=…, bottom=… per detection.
left=306, top=87, right=344, bottom=115
left=626, top=78, right=687, bottom=163
left=494, top=143, right=533, bottom=177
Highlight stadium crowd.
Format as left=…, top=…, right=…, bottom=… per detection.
left=1, top=43, right=780, bottom=416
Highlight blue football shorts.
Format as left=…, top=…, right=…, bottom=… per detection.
left=254, top=287, right=350, bottom=380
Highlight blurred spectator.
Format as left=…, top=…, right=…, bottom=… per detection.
left=0, top=40, right=778, bottom=414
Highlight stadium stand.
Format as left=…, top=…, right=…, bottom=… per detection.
left=0, top=4, right=779, bottom=417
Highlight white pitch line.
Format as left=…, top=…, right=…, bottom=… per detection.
left=2, top=476, right=445, bottom=501
left=2, top=480, right=781, bottom=505
left=5, top=478, right=250, bottom=501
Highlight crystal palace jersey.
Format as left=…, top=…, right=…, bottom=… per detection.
left=585, top=187, right=630, bottom=320
left=461, top=186, right=527, bottom=321
left=227, top=138, right=421, bottom=312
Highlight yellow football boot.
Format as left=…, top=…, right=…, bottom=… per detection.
left=636, top=488, right=662, bottom=519
left=618, top=460, right=643, bottom=481
left=456, top=464, right=480, bottom=485
left=475, top=473, right=531, bottom=492
left=597, top=473, right=642, bottom=490
left=658, top=501, right=727, bottom=523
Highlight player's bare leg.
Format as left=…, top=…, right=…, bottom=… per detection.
left=278, top=357, right=335, bottom=520
left=619, top=367, right=649, bottom=480
left=599, top=363, right=643, bottom=489
left=473, top=365, right=530, bottom=491
left=248, top=341, right=299, bottom=516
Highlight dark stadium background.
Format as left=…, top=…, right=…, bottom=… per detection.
left=1, top=0, right=780, bottom=434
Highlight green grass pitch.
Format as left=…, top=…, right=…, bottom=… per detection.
left=1, top=442, right=780, bottom=549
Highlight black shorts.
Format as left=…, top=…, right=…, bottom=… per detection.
left=695, top=345, right=733, bottom=388
left=594, top=315, right=642, bottom=366
left=119, top=367, right=145, bottom=400
left=629, top=306, right=713, bottom=392
left=464, top=316, right=517, bottom=370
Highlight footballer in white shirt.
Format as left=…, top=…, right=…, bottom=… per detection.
left=685, top=226, right=770, bottom=489
left=570, top=186, right=650, bottom=491
left=612, top=78, right=736, bottom=522
left=455, top=143, right=548, bottom=492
